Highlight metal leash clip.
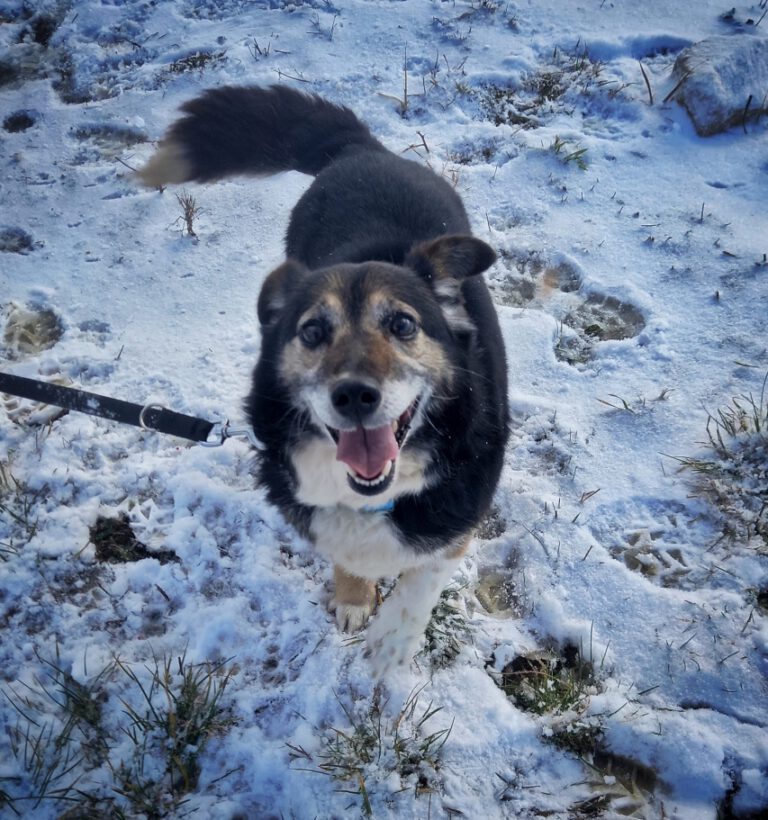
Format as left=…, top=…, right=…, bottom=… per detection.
left=200, top=419, right=262, bottom=449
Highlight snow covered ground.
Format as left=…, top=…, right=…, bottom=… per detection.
left=1, top=1, right=767, bottom=817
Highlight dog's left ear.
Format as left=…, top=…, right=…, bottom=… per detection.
left=257, top=259, right=309, bottom=326
left=405, top=235, right=496, bottom=327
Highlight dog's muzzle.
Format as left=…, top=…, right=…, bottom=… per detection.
left=325, top=382, right=419, bottom=496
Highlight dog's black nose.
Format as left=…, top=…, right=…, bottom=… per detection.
left=331, top=380, right=381, bottom=420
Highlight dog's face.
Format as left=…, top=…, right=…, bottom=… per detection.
left=257, top=236, right=495, bottom=500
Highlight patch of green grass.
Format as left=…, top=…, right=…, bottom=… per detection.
left=496, top=640, right=607, bottom=760
left=550, top=135, right=588, bottom=170
left=2, top=648, right=113, bottom=814
left=475, top=41, right=628, bottom=133
left=671, top=375, right=768, bottom=547
left=0, top=460, right=44, bottom=557
left=112, top=650, right=235, bottom=813
left=2, top=649, right=236, bottom=818
left=477, top=83, right=537, bottom=128
left=418, top=585, right=473, bottom=670
left=293, top=686, right=453, bottom=818
left=499, top=646, right=595, bottom=716
left=494, top=642, right=656, bottom=816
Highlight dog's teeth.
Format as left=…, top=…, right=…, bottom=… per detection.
left=347, top=459, right=395, bottom=487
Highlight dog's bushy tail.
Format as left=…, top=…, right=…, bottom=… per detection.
left=137, top=85, right=383, bottom=188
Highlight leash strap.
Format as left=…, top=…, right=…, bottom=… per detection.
left=0, top=372, right=215, bottom=444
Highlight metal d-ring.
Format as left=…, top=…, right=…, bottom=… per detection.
left=138, top=403, right=166, bottom=432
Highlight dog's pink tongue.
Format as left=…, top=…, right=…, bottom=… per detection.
left=336, top=425, right=398, bottom=479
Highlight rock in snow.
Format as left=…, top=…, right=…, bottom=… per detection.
left=672, top=35, right=768, bottom=135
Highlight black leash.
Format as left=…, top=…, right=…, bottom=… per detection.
left=0, top=372, right=259, bottom=448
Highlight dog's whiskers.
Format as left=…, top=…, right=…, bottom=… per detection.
left=449, top=364, right=495, bottom=384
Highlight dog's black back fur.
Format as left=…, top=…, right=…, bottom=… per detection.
left=153, top=85, right=508, bottom=552
left=286, top=149, right=472, bottom=268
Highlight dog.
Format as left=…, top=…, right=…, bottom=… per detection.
left=139, top=85, right=509, bottom=675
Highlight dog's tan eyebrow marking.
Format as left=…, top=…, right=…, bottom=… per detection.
left=365, top=292, right=423, bottom=325
left=296, top=292, right=344, bottom=327
left=323, top=271, right=349, bottom=299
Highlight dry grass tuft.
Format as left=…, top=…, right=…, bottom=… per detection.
left=672, top=374, right=768, bottom=548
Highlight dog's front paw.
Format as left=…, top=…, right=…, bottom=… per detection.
left=331, top=599, right=375, bottom=633
left=330, top=567, right=377, bottom=632
left=365, top=604, right=424, bottom=677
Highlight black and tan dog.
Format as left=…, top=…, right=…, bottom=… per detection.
left=139, top=86, right=509, bottom=675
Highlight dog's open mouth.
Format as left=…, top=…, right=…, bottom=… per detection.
left=328, top=401, right=418, bottom=496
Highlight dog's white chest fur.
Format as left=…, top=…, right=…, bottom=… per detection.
left=310, top=504, right=428, bottom=579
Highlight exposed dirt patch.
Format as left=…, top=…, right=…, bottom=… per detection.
left=476, top=505, right=507, bottom=540
left=3, top=110, right=37, bottom=132
left=90, top=514, right=179, bottom=565
left=23, top=13, right=62, bottom=48
left=0, top=227, right=35, bottom=254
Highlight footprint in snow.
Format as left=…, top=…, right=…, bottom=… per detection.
left=588, top=499, right=722, bottom=591
left=1, top=303, right=70, bottom=426
left=2, top=303, right=63, bottom=360
left=489, top=253, right=645, bottom=365
left=70, top=122, right=147, bottom=164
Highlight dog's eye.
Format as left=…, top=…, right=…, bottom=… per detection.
left=298, top=319, right=328, bottom=348
left=389, top=312, right=418, bottom=340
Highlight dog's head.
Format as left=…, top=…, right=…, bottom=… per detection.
left=257, top=235, right=495, bottom=499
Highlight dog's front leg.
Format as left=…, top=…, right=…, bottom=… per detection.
left=330, top=565, right=378, bottom=632
left=366, top=539, right=469, bottom=677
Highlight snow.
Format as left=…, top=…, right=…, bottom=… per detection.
left=673, top=35, right=768, bottom=135
left=1, top=1, right=767, bottom=818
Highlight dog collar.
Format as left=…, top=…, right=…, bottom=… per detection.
left=360, top=499, right=395, bottom=514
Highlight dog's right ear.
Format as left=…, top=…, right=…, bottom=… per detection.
left=257, top=260, right=309, bottom=326
left=405, top=236, right=496, bottom=331
left=405, top=235, right=496, bottom=290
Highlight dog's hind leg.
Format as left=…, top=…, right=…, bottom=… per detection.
left=330, top=565, right=378, bottom=633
